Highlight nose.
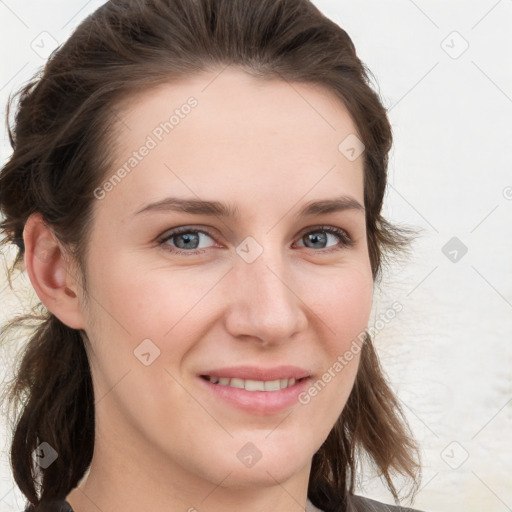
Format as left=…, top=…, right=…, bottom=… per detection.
left=223, top=245, right=308, bottom=346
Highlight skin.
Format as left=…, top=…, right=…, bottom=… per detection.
left=23, top=67, right=374, bottom=512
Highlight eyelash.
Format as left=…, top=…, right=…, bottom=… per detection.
left=157, top=225, right=354, bottom=256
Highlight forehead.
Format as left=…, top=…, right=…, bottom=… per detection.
left=99, top=67, right=365, bottom=220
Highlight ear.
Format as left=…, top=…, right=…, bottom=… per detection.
left=23, top=213, right=85, bottom=330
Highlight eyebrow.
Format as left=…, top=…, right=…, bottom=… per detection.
left=134, top=195, right=365, bottom=218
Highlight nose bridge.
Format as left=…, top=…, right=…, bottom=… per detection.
left=225, top=242, right=306, bottom=342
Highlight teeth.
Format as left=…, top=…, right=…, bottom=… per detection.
left=230, top=378, right=245, bottom=389
left=245, top=379, right=265, bottom=391
left=206, top=376, right=300, bottom=391
left=264, top=379, right=281, bottom=391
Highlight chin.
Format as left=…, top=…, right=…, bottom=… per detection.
left=204, top=439, right=310, bottom=489
left=216, top=461, right=305, bottom=489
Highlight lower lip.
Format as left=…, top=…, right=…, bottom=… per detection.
left=198, top=376, right=311, bottom=415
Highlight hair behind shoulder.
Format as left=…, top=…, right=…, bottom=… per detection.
left=0, top=1, right=421, bottom=510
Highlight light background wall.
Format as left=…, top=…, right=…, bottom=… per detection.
left=0, top=1, right=511, bottom=511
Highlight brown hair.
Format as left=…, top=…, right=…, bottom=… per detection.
left=0, top=1, right=421, bottom=511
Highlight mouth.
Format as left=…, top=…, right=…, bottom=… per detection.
left=200, top=375, right=309, bottom=391
left=197, top=366, right=312, bottom=414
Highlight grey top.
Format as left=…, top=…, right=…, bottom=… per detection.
left=308, top=496, right=422, bottom=512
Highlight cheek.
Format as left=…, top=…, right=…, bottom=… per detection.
left=86, top=254, right=204, bottom=338
left=317, top=270, right=372, bottom=377
left=88, top=256, right=373, bottom=344
left=306, top=265, right=374, bottom=348
left=338, top=274, right=373, bottom=336
left=293, top=270, right=372, bottom=456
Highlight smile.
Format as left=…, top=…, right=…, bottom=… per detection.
left=201, top=375, right=305, bottom=391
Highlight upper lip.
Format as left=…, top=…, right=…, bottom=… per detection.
left=199, top=365, right=311, bottom=381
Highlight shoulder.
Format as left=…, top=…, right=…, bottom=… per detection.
left=346, top=494, right=425, bottom=512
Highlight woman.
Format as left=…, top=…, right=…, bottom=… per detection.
left=0, top=1, right=424, bottom=511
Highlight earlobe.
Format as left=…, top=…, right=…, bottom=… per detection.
left=23, top=213, right=85, bottom=330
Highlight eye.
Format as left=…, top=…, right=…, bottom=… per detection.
left=158, top=227, right=217, bottom=255
left=158, top=225, right=354, bottom=256
left=294, top=225, right=354, bottom=253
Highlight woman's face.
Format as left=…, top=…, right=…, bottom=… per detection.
left=78, top=68, right=373, bottom=497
